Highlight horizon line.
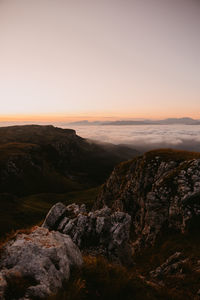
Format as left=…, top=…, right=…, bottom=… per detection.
left=0, top=114, right=200, bottom=122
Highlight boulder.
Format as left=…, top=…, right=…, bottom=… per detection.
left=42, top=202, right=67, bottom=230
left=44, top=203, right=133, bottom=265
left=0, top=226, right=82, bottom=299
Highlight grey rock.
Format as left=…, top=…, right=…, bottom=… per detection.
left=42, top=202, right=67, bottom=230
left=95, top=153, right=200, bottom=252
left=66, top=203, right=80, bottom=215
left=150, top=252, right=187, bottom=280
left=63, top=219, right=76, bottom=235
left=80, top=204, right=87, bottom=213
left=57, top=217, right=69, bottom=231
left=51, top=204, right=133, bottom=265
left=0, top=272, right=7, bottom=300
left=0, top=226, right=82, bottom=299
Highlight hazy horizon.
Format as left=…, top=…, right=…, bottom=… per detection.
left=0, top=115, right=200, bottom=123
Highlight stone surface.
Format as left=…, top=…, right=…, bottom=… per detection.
left=95, top=150, right=200, bottom=252
left=149, top=252, right=187, bottom=280
left=0, top=226, right=82, bottom=299
left=42, top=202, right=67, bottom=230
left=43, top=203, right=133, bottom=265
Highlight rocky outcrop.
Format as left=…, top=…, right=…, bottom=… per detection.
left=149, top=252, right=188, bottom=281
left=0, top=202, right=132, bottom=299
left=43, top=202, right=133, bottom=265
left=149, top=252, right=200, bottom=299
left=0, top=226, right=82, bottom=300
left=96, top=149, right=200, bottom=252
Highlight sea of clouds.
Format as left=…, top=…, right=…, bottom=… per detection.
left=64, top=124, right=200, bottom=152
left=1, top=122, right=200, bottom=152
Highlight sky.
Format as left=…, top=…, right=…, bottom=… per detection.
left=0, top=0, right=200, bottom=121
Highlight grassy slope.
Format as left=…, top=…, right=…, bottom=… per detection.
left=0, top=125, right=136, bottom=237
left=117, top=148, right=200, bottom=174
left=0, top=187, right=100, bottom=238
left=134, top=230, right=200, bottom=299
left=48, top=255, right=171, bottom=300
left=0, top=125, right=139, bottom=238
left=144, top=148, right=200, bottom=161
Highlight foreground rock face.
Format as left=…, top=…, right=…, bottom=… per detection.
left=0, top=227, right=82, bottom=300
left=150, top=252, right=188, bottom=281
left=95, top=149, right=200, bottom=252
left=149, top=252, right=200, bottom=299
left=43, top=202, right=133, bottom=265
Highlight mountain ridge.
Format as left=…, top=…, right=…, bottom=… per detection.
left=66, top=117, right=200, bottom=126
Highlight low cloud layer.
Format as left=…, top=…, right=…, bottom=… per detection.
left=66, top=124, right=200, bottom=152
left=1, top=122, right=200, bottom=152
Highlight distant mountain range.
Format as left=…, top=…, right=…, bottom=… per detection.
left=66, top=117, right=200, bottom=126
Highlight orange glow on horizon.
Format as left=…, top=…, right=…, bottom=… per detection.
left=0, top=111, right=200, bottom=123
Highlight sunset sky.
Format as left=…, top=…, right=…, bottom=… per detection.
left=0, top=0, right=200, bottom=121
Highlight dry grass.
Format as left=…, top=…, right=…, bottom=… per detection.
left=134, top=231, right=200, bottom=299
left=0, top=186, right=100, bottom=239
left=0, top=225, right=38, bottom=253
left=4, top=271, right=37, bottom=300
left=48, top=255, right=170, bottom=300
left=144, top=148, right=200, bottom=162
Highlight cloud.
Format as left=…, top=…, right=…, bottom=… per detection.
left=65, top=124, right=200, bottom=152
left=1, top=122, right=200, bottom=152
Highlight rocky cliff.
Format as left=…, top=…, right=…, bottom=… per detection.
left=96, top=149, right=200, bottom=252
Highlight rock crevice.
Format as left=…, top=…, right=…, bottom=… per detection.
left=43, top=203, right=133, bottom=266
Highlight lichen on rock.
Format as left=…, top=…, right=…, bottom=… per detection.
left=0, top=226, right=82, bottom=300
left=95, top=150, right=200, bottom=252
left=42, top=202, right=133, bottom=266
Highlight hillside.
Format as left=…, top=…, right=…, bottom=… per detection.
left=1, top=148, right=200, bottom=299
left=0, top=125, right=138, bottom=190
left=92, top=148, right=200, bottom=299
left=0, top=125, right=138, bottom=237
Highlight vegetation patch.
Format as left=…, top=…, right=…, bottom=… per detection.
left=48, top=255, right=170, bottom=300
left=0, top=187, right=100, bottom=238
